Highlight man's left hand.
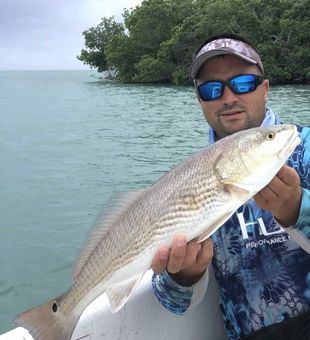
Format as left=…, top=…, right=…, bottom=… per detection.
left=254, top=165, right=302, bottom=227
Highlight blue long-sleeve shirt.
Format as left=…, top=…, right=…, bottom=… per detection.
left=152, top=110, right=310, bottom=339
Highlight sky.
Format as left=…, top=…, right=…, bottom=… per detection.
left=0, top=0, right=142, bottom=70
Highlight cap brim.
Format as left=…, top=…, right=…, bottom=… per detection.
left=190, top=49, right=259, bottom=80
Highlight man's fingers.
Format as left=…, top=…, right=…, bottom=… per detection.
left=196, top=238, right=213, bottom=266
left=151, top=246, right=169, bottom=274
left=253, top=192, right=268, bottom=209
left=253, top=166, right=302, bottom=227
left=257, top=185, right=279, bottom=203
left=167, top=235, right=187, bottom=274
left=152, top=236, right=213, bottom=276
left=255, top=169, right=297, bottom=209
left=182, top=239, right=201, bottom=268
left=277, top=165, right=300, bottom=186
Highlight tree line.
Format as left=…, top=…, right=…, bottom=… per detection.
left=78, top=0, right=310, bottom=85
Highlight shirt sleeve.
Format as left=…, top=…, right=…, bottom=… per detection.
left=152, top=267, right=210, bottom=315
left=283, top=126, right=310, bottom=253
left=286, top=187, right=310, bottom=253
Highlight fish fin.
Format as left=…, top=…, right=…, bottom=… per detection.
left=106, top=273, right=145, bottom=313
left=12, top=293, right=78, bottom=340
left=73, top=189, right=146, bottom=281
left=198, top=210, right=235, bottom=242
left=197, top=184, right=250, bottom=243
left=223, top=183, right=251, bottom=202
left=214, top=154, right=251, bottom=191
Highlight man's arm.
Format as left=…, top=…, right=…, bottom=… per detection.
left=287, top=187, right=310, bottom=252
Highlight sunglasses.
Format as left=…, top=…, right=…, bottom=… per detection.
left=197, top=74, right=264, bottom=101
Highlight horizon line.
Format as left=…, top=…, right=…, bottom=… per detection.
left=0, top=68, right=98, bottom=72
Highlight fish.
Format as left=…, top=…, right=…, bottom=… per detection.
left=13, top=124, right=300, bottom=340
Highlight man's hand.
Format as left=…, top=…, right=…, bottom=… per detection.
left=254, top=165, right=302, bottom=227
left=151, top=235, right=213, bottom=286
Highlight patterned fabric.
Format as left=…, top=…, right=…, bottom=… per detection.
left=152, top=271, right=193, bottom=315
left=152, top=109, right=310, bottom=339
left=190, top=37, right=264, bottom=79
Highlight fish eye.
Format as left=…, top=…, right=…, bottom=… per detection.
left=266, top=132, right=275, bottom=140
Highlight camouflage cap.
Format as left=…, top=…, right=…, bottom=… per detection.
left=190, top=38, right=264, bottom=79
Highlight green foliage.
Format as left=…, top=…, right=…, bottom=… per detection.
left=133, top=56, right=175, bottom=83
left=105, top=33, right=139, bottom=82
left=78, top=0, right=310, bottom=84
left=77, top=17, right=124, bottom=72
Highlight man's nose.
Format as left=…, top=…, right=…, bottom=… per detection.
left=221, top=85, right=239, bottom=105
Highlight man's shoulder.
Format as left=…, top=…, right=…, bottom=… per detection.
left=296, top=125, right=310, bottom=151
left=286, top=124, right=310, bottom=185
left=294, top=124, right=310, bottom=136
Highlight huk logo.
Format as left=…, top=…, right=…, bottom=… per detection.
left=236, top=213, right=291, bottom=248
left=237, top=212, right=283, bottom=239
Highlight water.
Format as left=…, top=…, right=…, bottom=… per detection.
left=0, top=70, right=309, bottom=333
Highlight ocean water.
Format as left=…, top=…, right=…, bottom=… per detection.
left=0, top=70, right=309, bottom=333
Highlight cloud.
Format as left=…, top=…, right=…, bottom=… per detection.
left=0, top=0, right=142, bottom=70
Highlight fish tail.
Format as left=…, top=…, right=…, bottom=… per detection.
left=12, top=293, right=79, bottom=340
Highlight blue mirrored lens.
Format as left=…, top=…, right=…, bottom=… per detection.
left=231, top=74, right=256, bottom=93
left=198, top=82, right=223, bottom=101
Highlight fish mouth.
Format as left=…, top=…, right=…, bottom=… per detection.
left=279, top=127, right=301, bottom=159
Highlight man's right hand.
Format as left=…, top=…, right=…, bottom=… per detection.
left=151, top=235, right=213, bottom=287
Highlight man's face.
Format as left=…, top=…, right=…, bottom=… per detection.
left=196, top=55, right=269, bottom=139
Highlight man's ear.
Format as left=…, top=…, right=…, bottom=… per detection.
left=263, top=79, right=269, bottom=103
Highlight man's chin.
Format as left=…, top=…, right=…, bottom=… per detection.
left=217, top=122, right=249, bottom=138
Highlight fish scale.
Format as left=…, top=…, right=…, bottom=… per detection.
left=13, top=124, right=300, bottom=340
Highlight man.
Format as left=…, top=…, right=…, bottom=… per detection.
left=151, top=33, right=310, bottom=339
